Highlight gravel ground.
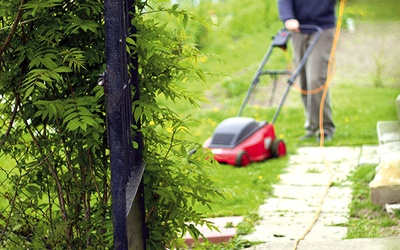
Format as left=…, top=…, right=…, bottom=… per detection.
left=334, top=21, right=400, bottom=88
left=245, top=21, right=400, bottom=108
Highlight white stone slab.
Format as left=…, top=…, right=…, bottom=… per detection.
left=305, top=224, right=347, bottom=241
left=278, top=172, right=331, bottom=186
left=359, top=145, right=379, bottom=165
left=258, top=198, right=318, bottom=214
left=272, top=185, right=327, bottom=200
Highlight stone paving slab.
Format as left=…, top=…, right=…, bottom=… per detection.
left=283, top=163, right=328, bottom=173
left=278, top=172, right=331, bottom=186
left=272, top=185, right=327, bottom=199
left=269, top=187, right=351, bottom=213
left=282, top=162, right=357, bottom=184
left=315, top=211, right=348, bottom=226
left=289, top=147, right=361, bottom=164
left=258, top=198, right=319, bottom=214
left=244, top=224, right=311, bottom=242
left=248, top=237, right=400, bottom=250
left=244, top=223, right=347, bottom=243
left=257, top=212, right=316, bottom=227
left=255, top=211, right=348, bottom=229
left=325, top=186, right=353, bottom=200
left=285, top=161, right=357, bottom=174
left=319, top=197, right=350, bottom=214
left=359, top=145, right=379, bottom=165
left=304, top=224, right=347, bottom=241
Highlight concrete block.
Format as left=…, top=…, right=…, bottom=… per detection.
left=378, top=141, right=400, bottom=163
left=359, top=145, right=379, bottom=166
left=369, top=160, right=400, bottom=205
left=397, top=94, right=400, bottom=123
left=370, top=185, right=400, bottom=206
left=377, top=121, right=400, bottom=145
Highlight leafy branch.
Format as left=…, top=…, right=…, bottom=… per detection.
left=0, top=0, right=27, bottom=58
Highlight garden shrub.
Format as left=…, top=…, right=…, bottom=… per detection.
left=0, top=0, right=224, bottom=249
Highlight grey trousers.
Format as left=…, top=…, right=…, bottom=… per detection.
left=291, top=28, right=336, bottom=136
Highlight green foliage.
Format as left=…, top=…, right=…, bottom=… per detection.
left=0, top=0, right=110, bottom=248
left=1, top=0, right=228, bottom=249
left=184, top=0, right=279, bottom=49
left=129, top=2, right=228, bottom=248
left=344, top=0, right=400, bottom=21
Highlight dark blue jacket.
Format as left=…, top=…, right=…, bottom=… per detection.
left=278, top=0, right=336, bottom=30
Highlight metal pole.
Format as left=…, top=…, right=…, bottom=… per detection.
left=125, top=0, right=147, bottom=248
left=105, top=0, right=129, bottom=248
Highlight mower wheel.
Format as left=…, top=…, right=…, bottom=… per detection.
left=271, top=139, right=286, bottom=158
left=235, top=150, right=250, bottom=167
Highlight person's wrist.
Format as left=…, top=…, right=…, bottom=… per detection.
left=284, top=19, right=300, bottom=32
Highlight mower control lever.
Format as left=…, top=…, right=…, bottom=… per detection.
left=271, top=28, right=290, bottom=49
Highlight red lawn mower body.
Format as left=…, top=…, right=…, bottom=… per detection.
left=203, top=117, right=286, bottom=167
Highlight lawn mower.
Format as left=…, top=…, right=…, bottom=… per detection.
left=204, top=25, right=322, bottom=167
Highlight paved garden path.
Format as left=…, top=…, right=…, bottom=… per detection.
left=242, top=145, right=400, bottom=250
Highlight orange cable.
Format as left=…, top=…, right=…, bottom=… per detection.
left=318, top=0, right=346, bottom=146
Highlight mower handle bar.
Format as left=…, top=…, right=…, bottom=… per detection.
left=237, top=25, right=322, bottom=123
left=271, top=25, right=322, bottom=124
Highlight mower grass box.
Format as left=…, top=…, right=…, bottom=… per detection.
left=203, top=117, right=286, bottom=167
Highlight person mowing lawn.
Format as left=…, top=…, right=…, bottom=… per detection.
left=278, top=0, right=337, bottom=142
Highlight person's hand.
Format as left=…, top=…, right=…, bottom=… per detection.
left=284, top=19, right=300, bottom=32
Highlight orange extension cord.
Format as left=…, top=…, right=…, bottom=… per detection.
left=292, top=1, right=347, bottom=249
